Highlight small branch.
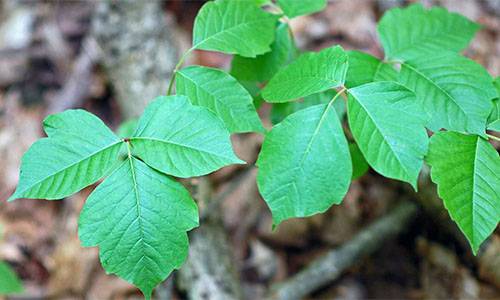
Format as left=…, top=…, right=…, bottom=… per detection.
left=267, top=200, right=418, bottom=300
left=166, top=47, right=193, bottom=96
left=487, top=133, right=500, bottom=142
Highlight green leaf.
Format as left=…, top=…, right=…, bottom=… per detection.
left=79, top=156, right=199, bottom=299
left=262, top=46, right=348, bottom=102
left=426, top=131, right=500, bottom=254
left=277, top=0, right=327, bottom=18
left=349, top=143, right=369, bottom=180
left=270, top=89, right=345, bottom=124
left=378, top=3, right=480, bottom=61
left=0, top=262, right=23, bottom=295
left=488, top=77, right=500, bottom=131
left=399, top=53, right=496, bottom=136
left=257, top=103, right=352, bottom=225
left=8, top=110, right=123, bottom=201
left=347, top=82, right=428, bottom=188
left=230, top=22, right=294, bottom=82
left=345, top=50, right=397, bottom=88
left=117, top=119, right=138, bottom=138
left=192, top=0, right=278, bottom=57
left=130, top=95, right=243, bottom=178
left=176, top=66, right=264, bottom=133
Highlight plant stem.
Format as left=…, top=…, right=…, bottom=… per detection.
left=487, top=133, right=500, bottom=142
left=166, top=47, right=193, bottom=96
left=331, top=87, right=347, bottom=103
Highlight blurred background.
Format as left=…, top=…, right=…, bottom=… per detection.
left=0, top=0, right=499, bottom=299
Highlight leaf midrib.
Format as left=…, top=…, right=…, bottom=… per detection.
left=403, top=62, right=468, bottom=117
left=130, top=137, right=237, bottom=161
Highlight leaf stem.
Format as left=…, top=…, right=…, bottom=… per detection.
left=166, top=47, right=194, bottom=96
left=487, top=133, right=500, bottom=142
left=331, top=87, right=347, bottom=104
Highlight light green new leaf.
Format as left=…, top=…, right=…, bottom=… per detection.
left=79, top=156, right=199, bottom=299
left=349, top=143, right=369, bottom=180
left=8, top=110, right=123, bottom=201
left=277, top=0, right=327, bottom=18
left=192, top=0, right=278, bottom=57
left=347, top=82, right=428, bottom=188
left=345, top=50, right=397, bottom=88
left=399, top=53, right=496, bottom=136
left=426, top=131, right=500, bottom=254
left=270, top=89, right=345, bottom=124
left=131, top=96, right=243, bottom=178
left=0, top=262, right=23, bottom=295
left=488, top=77, right=500, bottom=131
left=378, top=3, right=479, bottom=61
left=176, top=66, right=264, bottom=133
left=257, top=103, right=352, bottom=225
left=230, top=22, right=294, bottom=82
left=262, top=46, right=348, bottom=102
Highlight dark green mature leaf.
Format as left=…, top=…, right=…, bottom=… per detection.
left=79, top=156, right=198, bottom=299
left=277, top=0, right=327, bottom=18
left=426, top=131, right=500, bottom=254
left=130, top=95, right=243, bottom=178
left=192, top=0, right=278, bottom=57
left=378, top=4, right=479, bottom=61
left=488, top=77, right=500, bottom=131
left=257, top=103, right=352, bottom=225
left=8, top=110, right=123, bottom=201
left=0, top=262, right=23, bottom=295
left=345, top=50, right=397, bottom=88
left=399, top=53, right=496, bottom=136
left=349, top=143, right=369, bottom=180
left=176, top=66, right=264, bottom=133
left=347, top=82, right=428, bottom=188
left=262, top=46, right=348, bottom=102
left=270, top=90, right=345, bottom=124
left=231, top=22, right=294, bottom=82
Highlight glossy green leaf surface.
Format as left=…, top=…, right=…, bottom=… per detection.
left=0, top=262, right=23, bottom=295
left=257, top=103, right=352, bottom=225
left=117, top=119, right=138, bottom=138
left=8, top=110, right=123, bottom=201
left=230, top=22, right=294, bottom=82
left=192, top=0, right=278, bottom=57
left=345, top=50, right=397, bottom=88
left=277, top=0, right=327, bottom=18
left=270, top=90, right=344, bottom=124
left=349, top=143, right=369, bottom=180
left=79, top=156, right=199, bottom=299
left=426, top=131, right=500, bottom=254
left=399, top=53, right=495, bottom=135
left=378, top=4, right=479, bottom=61
left=488, top=77, right=500, bottom=131
left=131, top=96, right=243, bottom=178
left=176, top=66, right=263, bottom=133
left=347, top=82, right=428, bottom=188
left=262, top=46, right=348, bottom=102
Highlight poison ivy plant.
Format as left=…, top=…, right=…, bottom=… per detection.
left=426, top=132, right=500, bottom=254
left=9, top=96, right=242, bottom=299
left=8, top=1, right=500, bottom=297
